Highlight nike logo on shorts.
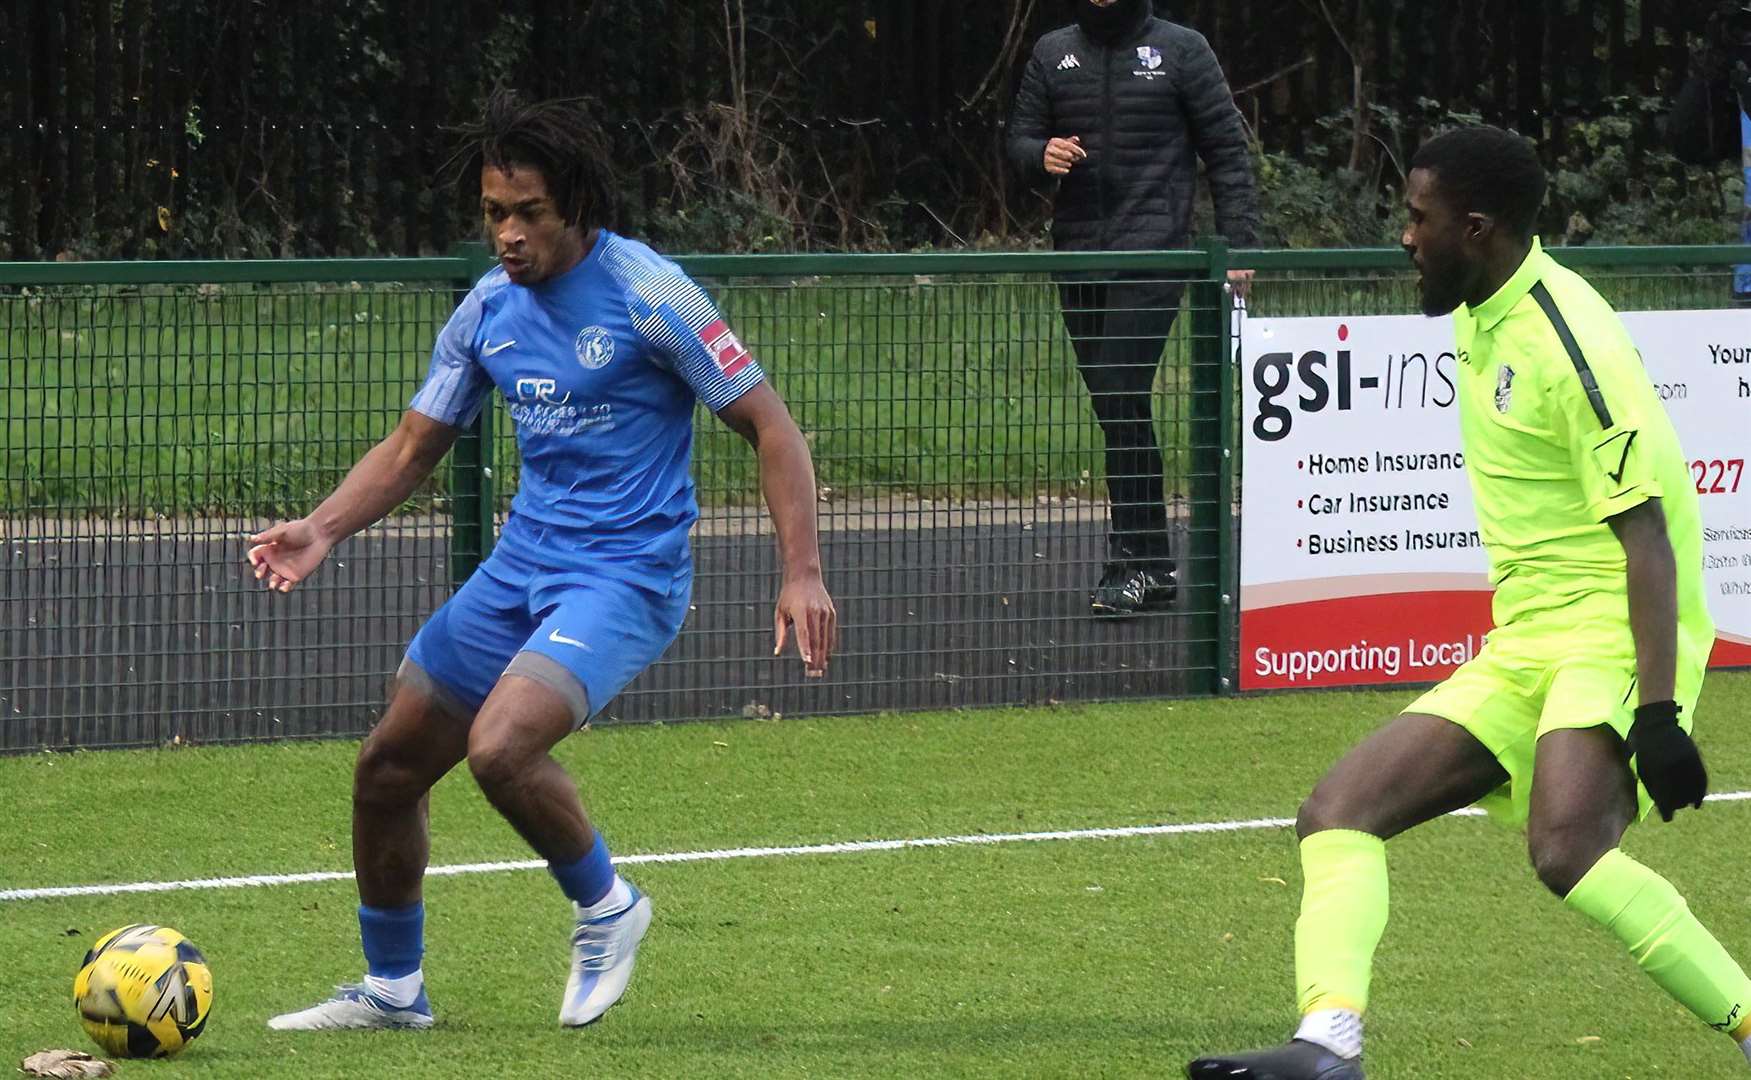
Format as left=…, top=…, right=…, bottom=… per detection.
left=483, top=339, right=518, bottom=356
left=548, top=629, right=591, bottom=651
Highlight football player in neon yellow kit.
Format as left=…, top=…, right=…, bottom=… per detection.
left=1190, top=125, right=1746, bottom=1079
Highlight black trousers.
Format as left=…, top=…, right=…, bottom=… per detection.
left=1057, top=277, right=1184, bottom=570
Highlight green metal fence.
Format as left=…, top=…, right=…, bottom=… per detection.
left=3, top=243, right=1746, bottom=750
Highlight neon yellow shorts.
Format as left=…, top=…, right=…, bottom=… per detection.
left=1406, top=622, right=1708, bottom=828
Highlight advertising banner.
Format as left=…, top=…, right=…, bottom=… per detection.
left=1239, top=310, right=1751, bottom=690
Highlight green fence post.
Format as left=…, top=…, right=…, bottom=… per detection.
left=1186, top=237, right=1230, bottom=696
left=1216, top=250, right=1239, bottom=695
left=448, top=241, right=498, bottom=588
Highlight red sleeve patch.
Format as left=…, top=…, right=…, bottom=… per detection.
left=701, top=319, right=754, bottom=378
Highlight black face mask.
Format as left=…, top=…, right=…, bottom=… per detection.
left=1075, top=0, right=1150, bottom=44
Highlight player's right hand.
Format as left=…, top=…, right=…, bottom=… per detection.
left=1044, top=136, right=1086, bottom=176
left=246, top=518, right=333, bottom=593
left=1627, top=701, right=1708, bottom=821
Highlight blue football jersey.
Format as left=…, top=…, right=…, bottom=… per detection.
left=409, top=232, right=765, bottom=583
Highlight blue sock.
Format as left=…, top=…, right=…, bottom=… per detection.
left=549, top=832, right=616, bottom=906
left=358, top=902, right=424, bottom=979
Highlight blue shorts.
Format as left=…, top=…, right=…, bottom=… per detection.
left=404, top=541, right=691, bottom=724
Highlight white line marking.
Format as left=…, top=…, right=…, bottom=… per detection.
left=7, top=791, right=1750, bottom=903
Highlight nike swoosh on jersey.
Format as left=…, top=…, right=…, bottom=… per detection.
left=483, top=339, right=518, bottom=356
left=548, top=629, right=592, bottom=651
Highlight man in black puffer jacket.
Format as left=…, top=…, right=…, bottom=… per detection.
left=1008, top=0, right=1257, bottom=617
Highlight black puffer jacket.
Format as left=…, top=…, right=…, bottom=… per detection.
left=1007, top=1, right=1258, bottom=251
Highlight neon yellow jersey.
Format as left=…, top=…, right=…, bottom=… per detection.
left=1450, top=238, right=1712, bottom=650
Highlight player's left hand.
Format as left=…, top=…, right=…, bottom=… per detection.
left=774, top=572, right=837, bottom=677
left=1227, top=268, right=1254, bottom=302
left=1627, top=701, right=1708, bottom=821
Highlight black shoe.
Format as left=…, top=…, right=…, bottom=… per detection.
left=1186, top=1040, right=1363, bottom=1080
left=1090, top=562, right=1176, bottom=617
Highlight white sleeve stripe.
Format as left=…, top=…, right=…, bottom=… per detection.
left=645, top=302, right=763, bottom=412
left=603, top=241, right=716, bottom=321
left=410, top=367, right=480, bottom=423
left=414, top=362, right=462, bottom=412
left=409, top=271, right=501, bottom=427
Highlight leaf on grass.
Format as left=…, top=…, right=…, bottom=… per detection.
left=20, top=1049, right=116, bottom=1078
left=1258, top=876, right=1288, bottom=886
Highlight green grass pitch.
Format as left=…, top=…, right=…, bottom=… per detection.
left=6, top=674, right=1751, bottom=1077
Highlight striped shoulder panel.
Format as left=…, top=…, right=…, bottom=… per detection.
left=596, top=234, right=764, bottom=409
left=1528, top=280, right=1614, bottom=429
left=598, top=237, right=708, bottom=323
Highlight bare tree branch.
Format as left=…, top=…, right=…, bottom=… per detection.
left=960, top=0, right=1037, bottom=111
left=1232, top=56, right=1315, bottom=99
left=1299, top=0, right=1370, bottom=172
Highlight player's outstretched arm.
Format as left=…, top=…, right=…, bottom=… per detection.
left=717, top=383, right=837, bottom=677
left=246, top=410, right=460, bottom=593
left=1609, top=497, right=1707, bottom=819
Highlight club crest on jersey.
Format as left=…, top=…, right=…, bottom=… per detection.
left=574, top=326, right=615, bottom=369
left=1136, top=45, right=1162, bottom=70
left=1495, top=363, right=1515, bottom=413
left=701, top=319, right=754, bottom=378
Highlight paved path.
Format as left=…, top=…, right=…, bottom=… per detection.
left=1, top=507, right=1207, bottom=751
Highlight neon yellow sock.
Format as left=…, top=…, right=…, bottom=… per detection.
left=1295, top=829, right=1388, bottom=1015
left=1565, top=849, right=1751, bottom=1035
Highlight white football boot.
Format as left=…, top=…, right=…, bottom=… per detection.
left=267, top=982, right=433, bottom=1031
left=560, top=880, right=652, bottom=1027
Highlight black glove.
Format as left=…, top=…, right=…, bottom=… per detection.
left=1626, top=701, right=1708, bottom=822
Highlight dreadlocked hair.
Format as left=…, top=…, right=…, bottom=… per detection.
left=445, top=87, right=613, bottom=230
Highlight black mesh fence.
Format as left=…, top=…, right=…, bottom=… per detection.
left=2, top=251, right=1231, bottom=750
left=610, top=264, right=1229, bottom=723
left=2, top=277, right=463, bottom=748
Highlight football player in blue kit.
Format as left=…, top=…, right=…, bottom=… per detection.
left=250, top=92, right=838, bottom=1031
